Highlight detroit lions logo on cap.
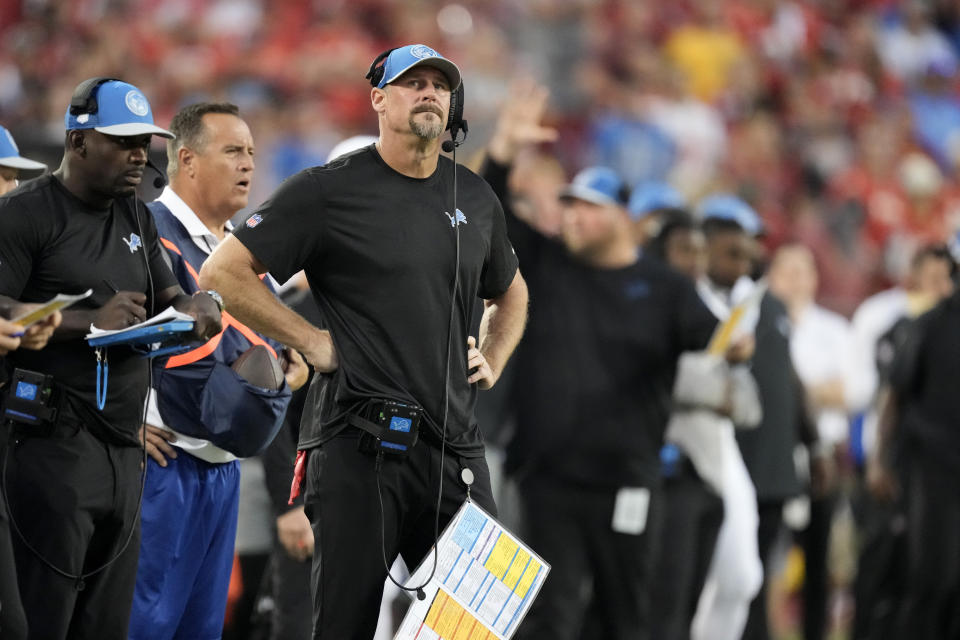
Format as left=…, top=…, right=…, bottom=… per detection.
left=124, top=90, right=149, bottom=117
left=410, top=45, right=439, bottom=59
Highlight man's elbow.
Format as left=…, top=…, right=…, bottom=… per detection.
left=198, top=257, right=225, bottom=292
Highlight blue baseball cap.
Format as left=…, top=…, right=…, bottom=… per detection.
left=698, top=194, right=763, bottom=236
left=376, top=44, right=462, bottom=91
left=559, top=167, right=628, bottom=207
left=628, top=181, right=686, bottom=220
left=64, top=80, right=173, bottom=139
left=0, top=125, right=46, bottom=171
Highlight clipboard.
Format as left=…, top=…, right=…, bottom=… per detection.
left=86, top=320, right=194, bottom=348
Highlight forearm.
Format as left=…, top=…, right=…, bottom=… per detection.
left=205, top=265, right=309, bottom=349
left=199, top=256, right=332, bottom=367
left=478, top=272, right=528, bottom=383
left=50, top=309, right=96, bottom=340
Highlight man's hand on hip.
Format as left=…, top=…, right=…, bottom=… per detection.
left=282, top=347, right=310, bottom=390
left=140, top=424, right=178, bottom=467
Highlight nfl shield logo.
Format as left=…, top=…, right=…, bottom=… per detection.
left=246, top=214, right=262, bottom=228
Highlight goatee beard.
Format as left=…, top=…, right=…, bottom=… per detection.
left=410, top=115, right=444, bottom=140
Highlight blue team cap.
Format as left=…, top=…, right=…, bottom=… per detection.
left=559, top=166, right=628, bottom=207
left=698, top=194, right=763, bottom=236
left=0, top=125, right=46, bottom=171
left=628, top=181, right=686, bottom=220
left=64, top=80, right=173, bottom=139
left=376, top=44, right=462, bottom=91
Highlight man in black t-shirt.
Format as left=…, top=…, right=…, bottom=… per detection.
left=868, top=283, right=960, bottom=640
left=0, top=79, right=220, bottom=640
left=494, top=165, right=715, bottom=640
left=200, top=45, right=528, bottom=638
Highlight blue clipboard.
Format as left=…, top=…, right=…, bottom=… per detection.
left=86, top=320, right=195, bottom=348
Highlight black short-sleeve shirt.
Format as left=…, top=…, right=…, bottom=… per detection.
left=500, top=214, right=718, bottom=488
left=0, top=175, right=178, bottom=446
left=233, top=146, right=518, bottom=455
left=890, top=290, right=960, bottom=469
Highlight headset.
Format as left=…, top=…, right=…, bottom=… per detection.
left=365, top=49, right=469, bottom=150
left=363, top=49, right=468, bottom=601
left=69, top=76, right=122, bottom=118
left=2, top=75, right=157, bottom=590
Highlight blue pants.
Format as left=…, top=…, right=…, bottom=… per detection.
left=129, top=453, right=240, bottom=640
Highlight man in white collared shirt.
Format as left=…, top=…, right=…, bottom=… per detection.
left=129, top=103, right=307, bottom=640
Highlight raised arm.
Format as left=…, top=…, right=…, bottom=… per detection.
left=199, top=235, right=337, bottom=372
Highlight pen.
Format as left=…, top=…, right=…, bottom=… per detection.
left=103, top=279, right=119, bottom=294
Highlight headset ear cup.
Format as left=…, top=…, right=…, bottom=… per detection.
left=370, top=66, right=384, bottom=88
left=366, top=49, right=395, bottom=88
left=69, top=76, right=120, bottom=116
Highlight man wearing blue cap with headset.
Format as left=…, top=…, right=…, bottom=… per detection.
left=0, top=78, right=221, bottom=640
left=200, top=45, right=528, bottom=638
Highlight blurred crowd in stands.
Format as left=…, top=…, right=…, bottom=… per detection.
left=4, top=0, right=960, bottom=314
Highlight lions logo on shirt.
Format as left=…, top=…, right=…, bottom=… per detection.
left=444, top=209, right=467, bottom=228
left=123, top=233, right=142, bottom=253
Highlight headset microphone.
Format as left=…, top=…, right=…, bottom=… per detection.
left=145, top=156, right=167, bottom=189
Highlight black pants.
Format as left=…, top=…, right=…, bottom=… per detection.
left=303, top=431, right=495, bottom=640
left=4, top=422, right=142, bottom=640
left=894, top=450, right=960, bottom=640
left=799, top=492, right=837, bottom=640
left=851, top=481, right=904, bottom=640
left=516, top=476, right=659, bottom=640
left=650, top=465, right=724, bottom=640
left=741, top=500, right=785, bottom=640
left=269, top=539, right=312, bottom=640
left=0, top=440, right=27, bottom=640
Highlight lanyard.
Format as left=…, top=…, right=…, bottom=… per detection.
left=95, top=347, right=108, bottom=411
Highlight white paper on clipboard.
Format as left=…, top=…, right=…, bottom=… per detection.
left=394, top=500, right=550, bottom=640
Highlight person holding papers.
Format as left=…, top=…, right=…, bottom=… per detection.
left=0, top=78, right=220, bottom=640
left=0, top=305, right=59, bottom=640
left=128, top=102, right=306, bottom=640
